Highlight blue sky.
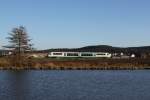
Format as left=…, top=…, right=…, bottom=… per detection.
left=0, top=0, right=150, bottom=49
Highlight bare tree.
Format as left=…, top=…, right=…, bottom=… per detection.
left=4, top=26, right=32, bottom=67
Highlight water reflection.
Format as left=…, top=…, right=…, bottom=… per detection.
left=5, top=71, right=29, bottom=100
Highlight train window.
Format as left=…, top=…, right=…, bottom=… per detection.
left=53, top=53, right=63, bottom=55
left=67, top=53, right=79, bottom=56
left=96, top=53, right=106, bottom=55
left=81, top=53, right=93, bottom=56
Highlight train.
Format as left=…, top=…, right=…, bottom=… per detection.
left=48, top=52, right=112, bottom=58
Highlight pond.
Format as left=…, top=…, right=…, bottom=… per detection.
left=0, top=70, right=150, bottom=100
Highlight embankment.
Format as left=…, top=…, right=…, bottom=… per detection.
left=0, top=57, right=150, bottom=70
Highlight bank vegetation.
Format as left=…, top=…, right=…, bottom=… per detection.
left=0, top=57, right=150, bottom=70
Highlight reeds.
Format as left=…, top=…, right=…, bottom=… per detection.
left=0, top=57, right=150, bottom=70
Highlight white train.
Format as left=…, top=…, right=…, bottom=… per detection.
left=48, top=52, right=111, bottom=58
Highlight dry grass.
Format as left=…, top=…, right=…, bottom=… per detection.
left=0, top=57, right=150, bottom=70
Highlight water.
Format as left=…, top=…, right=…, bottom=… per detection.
left=0, top=70, right=150, bottom=100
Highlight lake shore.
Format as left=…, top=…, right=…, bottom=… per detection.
left=0, top=57, right=150, bottom=70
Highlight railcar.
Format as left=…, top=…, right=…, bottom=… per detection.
left=48, top=52, right=111, bottom=58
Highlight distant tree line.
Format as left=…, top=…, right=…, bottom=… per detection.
left=41, top=45, right=150, bottom=58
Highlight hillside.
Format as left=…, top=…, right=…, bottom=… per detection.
left=39, top=45, right=150, bottom=55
